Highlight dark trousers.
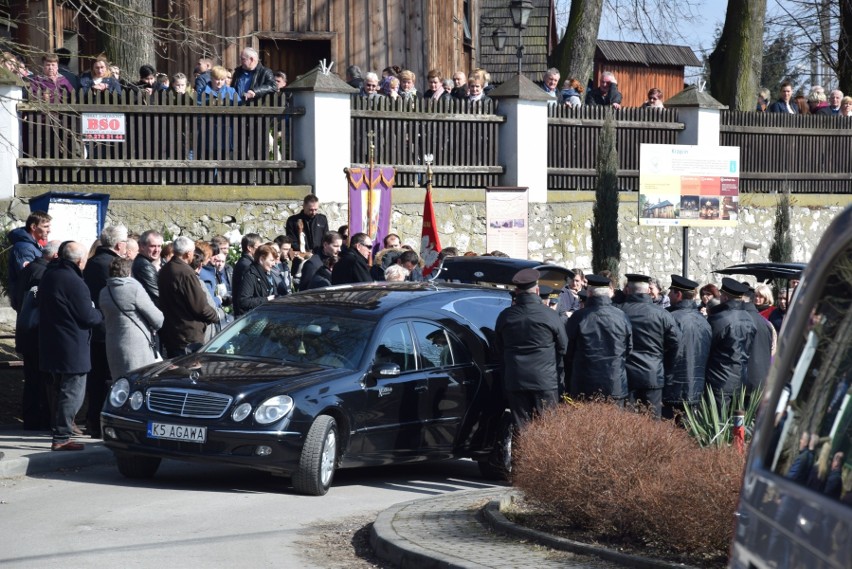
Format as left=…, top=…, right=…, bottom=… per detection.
left=86, top=342, right=111, bottom=434
left=22, top=350, right=53, bottom=430
left=52, top=372, right=87, bottom=443
left=662, top=401, right=696, bottom=425
left=630, top=387, right=662, bottom=418
left=507, top=389, right=558, bottom=430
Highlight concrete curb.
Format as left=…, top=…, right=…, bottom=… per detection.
left=482, top=495, right=700, bottom=569
left=370, top=490, right=494, bottom=569
left=0, top=442, right=114, bottom=479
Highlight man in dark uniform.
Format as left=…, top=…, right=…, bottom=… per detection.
left=495, top=269, right=568, bottom=429
left=706, top=278, right=757, bottom=413
left=564, top=274, right=632, bottom=404
left=663, top=274, right=711, bottom=420
left=619, top=273, right=681, bottom=417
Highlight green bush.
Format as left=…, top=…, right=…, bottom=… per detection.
left=512, top=402, right=744, bottom=558
left=682, top=385, right=762, bottom=448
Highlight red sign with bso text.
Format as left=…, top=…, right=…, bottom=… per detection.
left=81, top=113, right=126, bottom=141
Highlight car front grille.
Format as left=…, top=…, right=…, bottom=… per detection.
left=146, top=388, right=233, bottom=419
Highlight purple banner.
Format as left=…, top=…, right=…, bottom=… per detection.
left=347, top=167, right=395, bottom=254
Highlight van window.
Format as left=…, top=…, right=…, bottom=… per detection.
left=766, top=249, right=851, bottom=504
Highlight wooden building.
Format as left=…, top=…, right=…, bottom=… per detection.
left=592, top=40, right=702, bottom=107
left=8, top=0, right=484, bottom=90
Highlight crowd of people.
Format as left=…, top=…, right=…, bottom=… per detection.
left=495, top=264, right=786, bottom=432
left=3, top=46, right=665, bottom=111
left=760, top=81, right=852, bottom=116
left=5, top=194, right=455, bottom=450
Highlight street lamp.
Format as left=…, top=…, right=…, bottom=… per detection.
left=491, top=27, right=509, bottom=52
left=509, top=0, right=534, bottom=76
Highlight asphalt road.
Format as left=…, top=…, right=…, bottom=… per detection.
left=0, top=456, right=502, bottom=568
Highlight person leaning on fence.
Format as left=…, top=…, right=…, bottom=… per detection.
left=231, top=47, right=277, bottom=104
left=585, top=71, right=622, bottom=110
left=643, top=88, right=664, bottom=109
left=29, top=54, right=73, bottom=102
left=560, top=78, right=583, bottom=108
left=541, top=67, right=560, bottom=102
left=768, top=81, right=797, bottom=114
left=79, top=54, right=121, bottom=97
left=424, top=69, right=451, bottom=102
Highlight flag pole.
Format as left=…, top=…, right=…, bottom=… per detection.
left=367, top=130, right=375, bottom=239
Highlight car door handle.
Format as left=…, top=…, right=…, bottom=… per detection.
left=415, top=384, right=428, bottom=392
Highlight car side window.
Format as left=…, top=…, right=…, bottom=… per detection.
left=765, top=255, right=851, bottom=505
left=412, top=322, right=473, bottom=369
left=374, top=323, right=415, bottom=373
left=412, top=322, right=451, bottom=369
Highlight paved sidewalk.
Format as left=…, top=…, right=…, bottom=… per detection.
left=0, top=428, right=113, bottom=479
left=371, top=488, right=626, bottom=569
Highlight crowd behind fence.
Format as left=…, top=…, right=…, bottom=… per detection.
left=14, top=88, right=852, bottom=193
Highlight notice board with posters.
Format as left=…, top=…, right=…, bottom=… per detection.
left=486, top=187, right=528, bottom=259
left=638, top=144, right=740, bottom=227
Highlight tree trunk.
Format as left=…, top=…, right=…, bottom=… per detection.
left=550, top=0, right=604, bottom=85
left=838, top=0, right=852, bottom=94
left=99, top=0, right=156, bottom=81
left=708, top=0, right=767, bottom=111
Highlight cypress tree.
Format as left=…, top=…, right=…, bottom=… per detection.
left=769, top=187, right=792, bottom=262
left=591, top=109, right=621, bottom=279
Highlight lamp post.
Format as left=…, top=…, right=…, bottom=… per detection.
left=509, top=0, right=534, bottom=76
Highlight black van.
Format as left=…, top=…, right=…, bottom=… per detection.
left=730, top=207, right=852, bottom=568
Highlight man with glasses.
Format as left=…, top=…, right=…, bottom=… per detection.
left=585, top=71, right=622, bottom=110
left=332, top=232, right=375, bottom=285
left=132, top=230, right=164, bottom=305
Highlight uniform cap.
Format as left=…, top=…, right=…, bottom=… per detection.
left=538, top=284, right=554, bottom=298
left=624, top=273, right=651, bottom=283
left=512, top=268, right=540, bottom=290
left=670, top=274, right=699, bottom=292
left=577, top=288, right=588, bottom=301
left=720, top=277, right=749, bottom=297
left=586, top=274, right=611, bottom=287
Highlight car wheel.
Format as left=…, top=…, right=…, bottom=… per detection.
left=292, top=415, right=338, bottom=496
left=115, top=453, right=161, bottom=479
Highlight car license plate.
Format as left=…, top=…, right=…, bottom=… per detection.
left=147, top=422, right=207, bottom=443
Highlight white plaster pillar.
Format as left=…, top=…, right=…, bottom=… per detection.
left=0, top=80, right=23, bottom=200
left=664, top=86, right=726, bottom=147
left=490, top=76, right=552, bottom=203
left=287, top=69, right=358, bottom=204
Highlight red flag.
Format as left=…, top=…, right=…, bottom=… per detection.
left=420, top=187, right=442, bottom=276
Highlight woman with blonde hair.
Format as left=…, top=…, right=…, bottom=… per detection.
left=754, top=283, right=775, bottom=319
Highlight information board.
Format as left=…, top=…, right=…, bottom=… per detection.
left=486, top=187, right=529, bottom=259
left=639, top=144, right=740, bottom=227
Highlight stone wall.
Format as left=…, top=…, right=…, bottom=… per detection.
left=3, top=189, right=851, bottom=289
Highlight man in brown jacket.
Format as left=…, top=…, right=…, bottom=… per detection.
left=157, top=236, right=219, bottom=357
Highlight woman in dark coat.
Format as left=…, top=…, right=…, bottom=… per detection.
left=237, top=243, right=277, bottom=314
left=307, top=255, right=337, bottom=289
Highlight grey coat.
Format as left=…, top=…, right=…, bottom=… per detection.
left=99, top=277, right=164, bottom=377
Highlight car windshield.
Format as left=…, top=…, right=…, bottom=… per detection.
left=204, top=310, right=373, bottom=369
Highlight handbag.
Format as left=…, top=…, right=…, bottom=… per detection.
left=107, top=284, right=161, bottom=359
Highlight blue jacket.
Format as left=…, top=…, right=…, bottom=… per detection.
left=6, top=227, right=42, bottom=305
left=38, top=259, right=104, bottom=374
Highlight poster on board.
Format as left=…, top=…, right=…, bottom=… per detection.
left=486, top=187, right=528, bottom=259
left=639, top=144, right=740, bottom=227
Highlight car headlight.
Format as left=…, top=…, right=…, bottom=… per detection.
left=109, top=378, right=130, bottom=407
left=254, top=395, right=294, bottom=424
left=232, top=402, right=252, bottom=422
left=130, top=391, right=144, bottom=411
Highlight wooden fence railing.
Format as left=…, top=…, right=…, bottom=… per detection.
left=720, top=111, right=852, bottom=194
left=17, top=90, right=303, bottom=186
left=547, top=106, right=683, bottom=191
left=350, top=96, right=505, bottom=188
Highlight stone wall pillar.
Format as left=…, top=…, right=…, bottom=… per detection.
left=0, top=76, right=23, bottom=200
left=287, top=68, right=358, bottom=204
left=489, top=75, right=552, bottom=203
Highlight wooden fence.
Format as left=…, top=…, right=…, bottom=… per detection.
left=720, top=111, right=852, bottom=194
left=350, top=97, right=505, bottom=188
left=17, top=90, right=303, bottom=186
left=547, top=106, right=683, bottom=191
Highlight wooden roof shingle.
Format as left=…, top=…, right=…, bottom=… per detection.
left=478, top=0, right=556, bottom=85
left=596, top=40, right=702, bottom=68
